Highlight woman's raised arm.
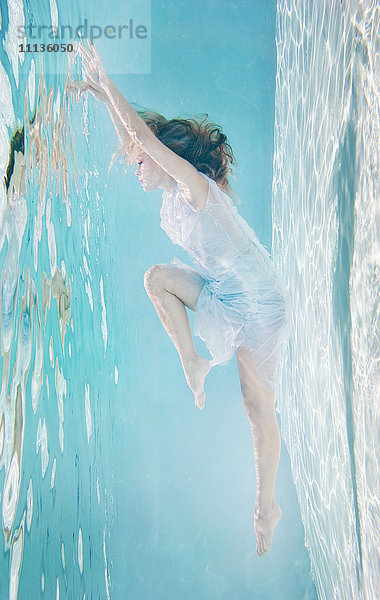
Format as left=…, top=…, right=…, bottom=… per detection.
left=78, top=41, right=208, bottom=209
left=70, top=79, right=127, bottom=147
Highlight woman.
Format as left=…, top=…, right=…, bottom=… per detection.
left=74, top=40, right=289, bottom=556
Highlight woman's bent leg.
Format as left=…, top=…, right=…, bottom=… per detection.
left=144, top=264, right=210, bottom=408
left=236, top=346, right=282, bottom=556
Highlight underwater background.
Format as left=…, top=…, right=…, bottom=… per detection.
left=0, top=0, right=378, bottom=599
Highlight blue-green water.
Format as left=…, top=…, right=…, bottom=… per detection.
left=0, top=1, right=378, bottom=599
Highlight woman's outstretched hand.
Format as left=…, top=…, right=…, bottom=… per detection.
left=72, top=39, right=146, bottom=149
left=78, top=39, right=110, bottom=92
left=69, top=79, right=108, bottom=103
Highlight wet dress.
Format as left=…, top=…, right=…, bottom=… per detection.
left=160, top=172, right=289, bottom=389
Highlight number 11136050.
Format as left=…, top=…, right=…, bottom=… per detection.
left=19, top=43, right=74, bottom=53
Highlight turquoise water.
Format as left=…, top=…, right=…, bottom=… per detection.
left=0, top=1, right=378, bottom=599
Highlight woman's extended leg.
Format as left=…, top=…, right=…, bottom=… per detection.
left=236, top=347, right=282, bottom=556
left=144, top=264, right=210, bottom=408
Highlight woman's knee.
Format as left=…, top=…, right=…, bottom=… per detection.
left=143, top=264, right=166, bottom=296
left=144, top=264, right=203, bottom=310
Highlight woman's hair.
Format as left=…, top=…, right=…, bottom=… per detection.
left=123, top=110, right=236, bottom=192
left=4, top=127, right=25, bottom=191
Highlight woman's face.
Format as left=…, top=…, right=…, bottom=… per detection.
left=135, top=152, right=167, bottom=192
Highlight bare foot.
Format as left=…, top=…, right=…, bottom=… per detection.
left=182, top=355, right=210, bottom=410
left=254, top=502, right=282, bottom=556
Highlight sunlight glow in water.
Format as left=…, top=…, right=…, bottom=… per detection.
left=272, top=1, right=379, bottom=598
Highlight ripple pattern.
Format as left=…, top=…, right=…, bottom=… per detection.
left=272, top=2, right=379, bottom=599
left=0, top=1, right=113, bottom=595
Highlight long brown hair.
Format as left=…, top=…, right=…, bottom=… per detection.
left=122, top=110, right=237, bottom=193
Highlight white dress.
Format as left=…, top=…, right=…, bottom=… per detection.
left=160, top=172, right=290, bottom=389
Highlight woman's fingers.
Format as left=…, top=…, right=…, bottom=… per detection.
left=78, top=50, right=91, bottom=72
left=69, top=80, right=93, bottom=97
left=79, top=42, right=100, bottom=74
left=77, top=40, right=109, bottom=89
left=80, top=58, right=99, bottom=85
left=86, top=40, right=107, bottom=82
left=71, top=80, right=98, bottom=93
left=86, top=80, right=105, bottom=98
left=69, top=79, right=106, bottom=103
left=79, top=40, right=101, bottom=71
left=80, top=51, right=94, bottom=73
left=78, top=40, right=93, bottom=62
left=78, top=43, right=98, bottom=75
left=87, top=38, right=100, bottom=60
left=68, top=80, right=89, bottom=100
left=70, top=80, right=88, bottom=91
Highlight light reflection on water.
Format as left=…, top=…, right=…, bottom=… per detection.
left=0, top=7, right=114, bottom=596
left=273, top=1, right=379, bottom=599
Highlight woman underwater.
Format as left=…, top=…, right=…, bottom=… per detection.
left=73, top=40, right=289, bottom=557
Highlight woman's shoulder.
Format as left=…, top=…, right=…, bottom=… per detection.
left=164, top=170, right=234, bottom=214
left=197, top=171, right=236, bottom=206
left=163, top=172, right=210, bottom=213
